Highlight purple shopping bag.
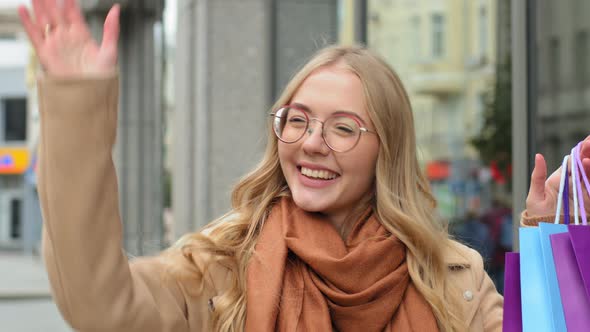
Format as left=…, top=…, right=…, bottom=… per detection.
left=503, top=252, right=522, bottom=332
left=550, top=232, right=590, bottom=331
left=568, top=225, right=590, bottom=299
left=569, top=143, right=590, bottom=300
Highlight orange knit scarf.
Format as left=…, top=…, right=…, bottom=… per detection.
left=245, top=198, right=440, bottom=332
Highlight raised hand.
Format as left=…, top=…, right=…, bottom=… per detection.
left=526, top=135, right=590, bottom=218
left=18, top=0, right=120, bottom=78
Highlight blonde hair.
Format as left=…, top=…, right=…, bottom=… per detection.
left=165, top=45, right=465, bottom=331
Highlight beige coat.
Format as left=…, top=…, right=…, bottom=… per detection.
left=37, top=74, right=503, bottom=331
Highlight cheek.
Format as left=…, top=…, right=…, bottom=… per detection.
left=277, top=144, right=285, bottom=163
left=277, top=142, right=297, bottom=172
left=349, top=159, right=377, bottom=187
left=342, top=144, right=379, bottom=186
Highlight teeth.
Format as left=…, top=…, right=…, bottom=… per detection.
left=300, top=167, right=338, bottom=180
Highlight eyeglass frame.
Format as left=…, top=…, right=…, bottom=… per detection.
left=269, top=104, right=377, bottom=152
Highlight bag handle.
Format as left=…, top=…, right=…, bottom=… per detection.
left=574, top=142, right=590, bottom=225
left=555, top=155, right=569, bottom=224
left=564, top=155, right=570, bottom=224
left=571, top=147, right=581, bottom=225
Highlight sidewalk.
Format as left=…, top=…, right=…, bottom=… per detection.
left=0, top=252, right=52, bottom=300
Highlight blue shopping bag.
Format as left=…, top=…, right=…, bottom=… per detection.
left=538, top=222, right=568, bottom=331
left=520, top=227, right=554, bottom=331
left=517, top=154, right=571, bottom=331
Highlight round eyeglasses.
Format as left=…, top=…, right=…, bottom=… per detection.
left=269, top=105, right=376, bottom=152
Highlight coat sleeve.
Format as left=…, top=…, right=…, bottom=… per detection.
left=37, top=74, right=200, bottom=331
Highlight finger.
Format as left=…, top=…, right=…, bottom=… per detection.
left=583, top=158, right=590, bottom=175
left=45, top=0, right=64, bottom=26
left=64, top=0, right=85, bottom=26
left=18, top=6, right=44, bottom=49
left=59, top=0, right=69, bottom=24
left=529, top=153, right=547, bottom=201
left=100, top=5, right=120, bottom=56
left=32, top=0, right=50, bottom=29
left=581, top=135, right=590, bottom=159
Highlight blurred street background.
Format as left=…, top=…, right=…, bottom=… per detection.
left=0, top=0, right=588, bottom=330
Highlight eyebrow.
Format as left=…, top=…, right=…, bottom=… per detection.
left=290, top=102, right=368, bottom=126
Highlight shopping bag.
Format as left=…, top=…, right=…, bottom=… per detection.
left=569, top=143, right=590, bottom=299
left=538, top=222, right=568, bottom=331
left=519, top=227, right=553, bottom=331
left=550, top=232, right=590, bottom=331
left=568, top=225, right=590, bottom=299
left=517, top=154, right=570, bottom=331
left=549, top=144, right=590, bottom=331
left=503, top=252, right=522, bottom=332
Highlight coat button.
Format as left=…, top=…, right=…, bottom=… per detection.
left=463, top=290, right=474, bottom=301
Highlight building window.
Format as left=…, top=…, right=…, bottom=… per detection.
left=549, top=38, right=560, bottom=90
left=479, top=6, right=488, bottom=58
left=431, top=13, right=445, bottom=59
left=10, top=198, right=21, bottom=239
left=2, top=98, right=27, bottom=142
left=575, top=31, right=588, bottom=86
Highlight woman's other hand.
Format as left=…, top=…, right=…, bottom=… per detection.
left=18, top=0, right=120, bottom=78
left=526, top=135, right=590, bottom=217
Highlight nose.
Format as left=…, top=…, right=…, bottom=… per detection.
left=301, top=120, right=330, bottom=155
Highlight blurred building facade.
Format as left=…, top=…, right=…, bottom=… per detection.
left=368, top=0, right=497, bottom=162
left=532, top=0, right=590, bottom=167
left=0, top=2, right=40, bottom=251
left=7, top=0, right=579, bottom=256
left=172, top=0, right=340, bottom=235
left=81, top=0, right=166, bottom=255
left=510, top=0, right=590, bottom=246
left=1, top=0, right=344, bottom=252
left=366, top=0, right=498, bottom=219
left=0, top=0, right=168, bottom=256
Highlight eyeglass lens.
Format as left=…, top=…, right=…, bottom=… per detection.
left=272, top=107, right=361, bottom=152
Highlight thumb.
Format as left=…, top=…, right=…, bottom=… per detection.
left=529, top=153, right=547, bottom=201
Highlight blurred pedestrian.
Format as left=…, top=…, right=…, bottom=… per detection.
left=452, top=211, right=494, bottom=264
left=481, top=198, right=512, bottom=293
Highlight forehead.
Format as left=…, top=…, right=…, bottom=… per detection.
left=290, top=66, right=368, bottom=119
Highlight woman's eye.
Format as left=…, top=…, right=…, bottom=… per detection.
left=336, top=125, right=354, bottom=133
left=288, top=117, right=306, bottom=123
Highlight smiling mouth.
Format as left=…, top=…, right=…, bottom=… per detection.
left=298, top=166, right=340, bottom=180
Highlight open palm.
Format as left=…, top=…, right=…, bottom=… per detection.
left=527, top=135, right=590, bottom=219
left=18, top=0, right=120, bottom=77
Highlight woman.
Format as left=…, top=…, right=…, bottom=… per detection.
left=18, top=1, right=590, bottom=331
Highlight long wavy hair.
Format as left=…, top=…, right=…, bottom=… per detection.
left=164, top=45, right=465, bottom=331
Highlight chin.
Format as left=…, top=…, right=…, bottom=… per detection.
left=290, top=191, right=341, bottom=214
left=291, top=193, right=327, bottom=213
